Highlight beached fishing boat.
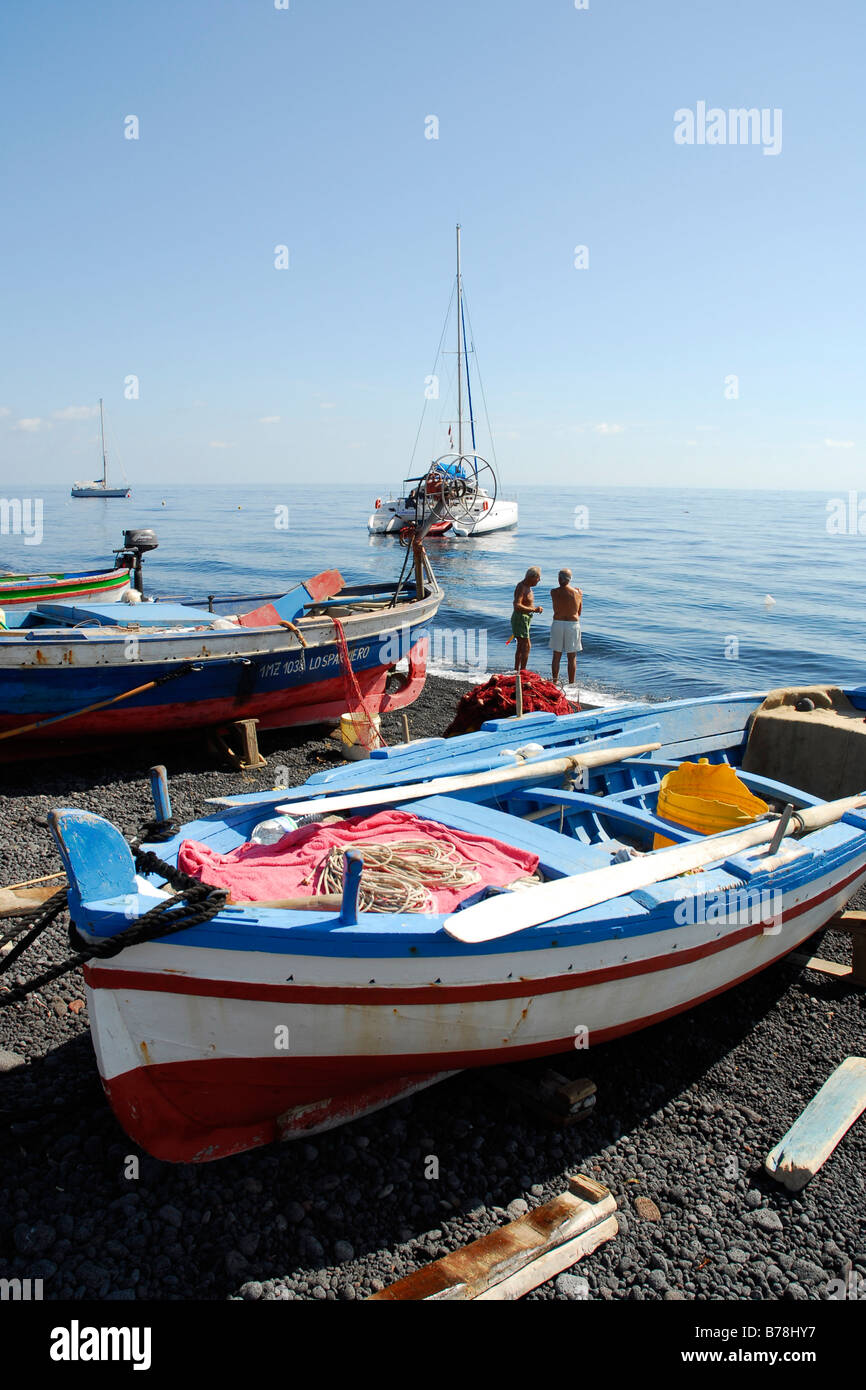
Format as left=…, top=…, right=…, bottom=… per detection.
left=71, top=398, right=131, bottom=498
left=0, top=565, right=130, bottom=608
left=368, top=226, right=518, bottom=540
left=42, top=685, right=866, bottom=1161
left=0, top=548, right=441, bottom=754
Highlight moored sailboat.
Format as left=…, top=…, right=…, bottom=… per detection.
left=369, top=226, right=518, bottom=539
left=71, top=399, right=131, bottom=498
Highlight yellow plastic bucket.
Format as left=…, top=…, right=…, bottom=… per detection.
left=340, top=711, right=384, bottom=760
left=653, top=759, right=768, bottom=849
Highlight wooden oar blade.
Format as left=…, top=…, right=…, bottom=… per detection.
left=444, top=791, right=866, bottom=944
left=445, top=831, right=771, bottom=944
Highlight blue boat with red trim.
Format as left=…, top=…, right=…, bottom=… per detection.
left=37, top=683, right=866, bottom=1162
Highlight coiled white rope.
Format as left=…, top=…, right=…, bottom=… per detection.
left=315, top=839, right=482, bottom=913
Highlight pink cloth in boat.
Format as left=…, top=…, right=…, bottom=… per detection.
left=178, top=809, right=539, bottom=912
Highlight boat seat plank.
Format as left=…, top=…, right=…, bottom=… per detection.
left=505, top=787, right=697, bottom=845
left=400, top=793, right=635, bottom=881
left=651, top=729, right=748, bottom=760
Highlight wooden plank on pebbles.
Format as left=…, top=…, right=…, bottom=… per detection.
left=367, top=1174, right=616, bottom=1301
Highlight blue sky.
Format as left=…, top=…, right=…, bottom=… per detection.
left=1, top=0, right=863, bottom=488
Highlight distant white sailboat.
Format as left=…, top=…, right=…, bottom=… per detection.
left=368, top=225, right=518, bottom=539
left=71, top=399, right=131, bottom=499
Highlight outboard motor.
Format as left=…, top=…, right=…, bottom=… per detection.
left=115, top=529, right=158, bottom=595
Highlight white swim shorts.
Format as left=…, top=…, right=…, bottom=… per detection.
left=549, top=619, right=582, bottom=653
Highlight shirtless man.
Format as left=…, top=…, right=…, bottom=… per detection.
left=511, top=567, right=543, bottom=671
left=549, top=569, right=583, bottom=686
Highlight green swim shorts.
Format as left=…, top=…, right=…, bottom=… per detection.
left=511, top=610, right=532, bottom=640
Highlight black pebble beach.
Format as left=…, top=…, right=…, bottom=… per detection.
left=1, top=674, right=864, bottom=1303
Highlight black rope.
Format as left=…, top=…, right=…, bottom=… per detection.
left=0, top=847, right=226, bottom=1008
left=0, top=889, right=68, bottom=968
left=135, top=818, right=177, bottom=844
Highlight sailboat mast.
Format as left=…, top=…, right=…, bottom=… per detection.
left=99, top=398, right=107, bottom=487
left=456, top=223, right=463, bottom=458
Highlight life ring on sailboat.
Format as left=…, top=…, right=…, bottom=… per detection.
left=374, top=498, right=382, bottom=509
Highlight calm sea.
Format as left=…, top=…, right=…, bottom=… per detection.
left=6, top=484, right=865, bottom=707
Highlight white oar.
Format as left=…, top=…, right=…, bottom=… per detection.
left=444, top=793, right=866, bottom=944
left=275, top=741, right=661, bottom=819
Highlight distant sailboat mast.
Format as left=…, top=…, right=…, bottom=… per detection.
left=366, top=225, right=518, bottom=537
left=455, top=224, right=478, bottom=460
left=99, top=398, right=107, bottom=487
left=456, top=223, right=463, bottom=460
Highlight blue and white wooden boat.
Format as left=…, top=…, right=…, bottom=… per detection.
left=47, top=686, right=866, bottom=1161
left=0, top=556, right=441, bottom=754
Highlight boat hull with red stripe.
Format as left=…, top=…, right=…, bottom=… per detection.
left=0, top=566, right=130, bottom=607
left=47, top=686, right=866, bottom=1161
left=0, top=564, right=442, bottom=753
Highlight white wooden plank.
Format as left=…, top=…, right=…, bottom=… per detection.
left=368, top=1179, right=616, bottom=1301
left=474, top=1216, right=619, bottom=1300
left=765, top=1057, right=866, bottom=1191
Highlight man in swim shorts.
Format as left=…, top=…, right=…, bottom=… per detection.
left=512, top=567, right=543, bottom=671
left=549, top=568, right=583, bottom=686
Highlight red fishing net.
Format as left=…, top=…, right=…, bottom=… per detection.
left=444, top=671, right=576, bottom=736
left=332, top=616, right=387, bottom=750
